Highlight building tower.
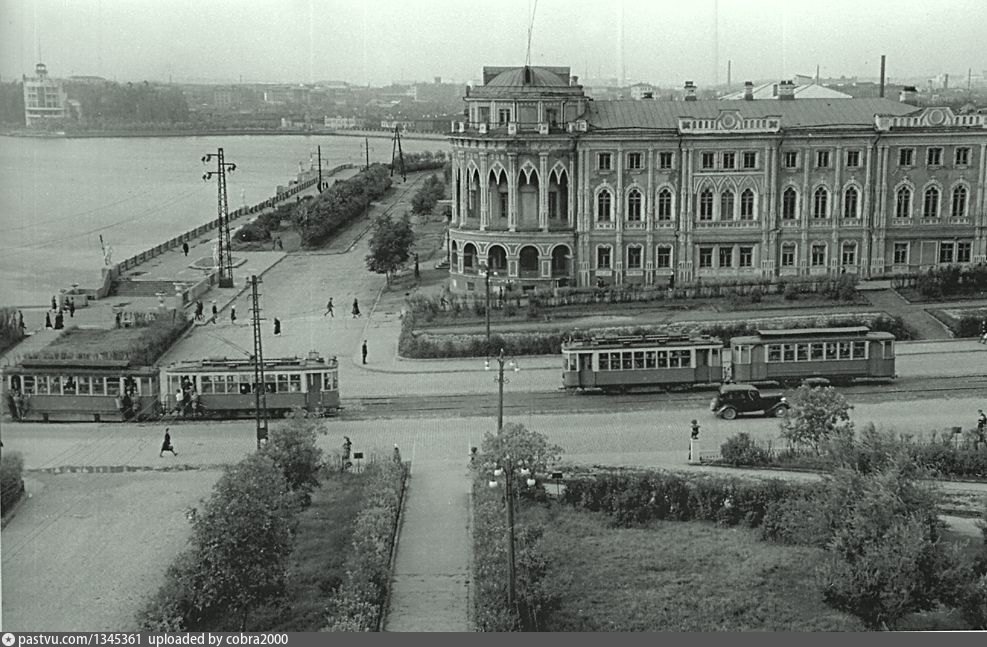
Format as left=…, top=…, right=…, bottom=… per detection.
left=23, top=63, right=67, bottom=127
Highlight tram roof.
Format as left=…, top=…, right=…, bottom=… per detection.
left=166, top=355, right=336, bottom=370
left=731, top=327, right=894, bottom=343
left=562, top=334, right=722, bottom=350
left=9, top=358, right=147, bottom=371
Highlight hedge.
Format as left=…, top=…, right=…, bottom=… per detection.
left=1, top=452, right=25, bottom=516
left=298, top=164, right=392, bottom=248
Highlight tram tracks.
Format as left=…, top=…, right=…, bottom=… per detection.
left=344, top=373, right=987, bottom=420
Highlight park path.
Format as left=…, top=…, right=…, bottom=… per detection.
left=865, top=289, right=952, bottom=339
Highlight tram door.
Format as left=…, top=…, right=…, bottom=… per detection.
left=305, top=372, right=321, bottom=412
left=578, top=353, right=595, bottom=387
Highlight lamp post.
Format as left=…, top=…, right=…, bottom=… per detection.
left=485, top=348, right=518, bottom=432
left=488, top=455, right=537, bottom=614
left=479, top=261, right=492, bottom=351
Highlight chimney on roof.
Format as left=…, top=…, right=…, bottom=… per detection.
left=743, top=81, right=754, bottom=101
left=899, top=86, right=918, bottom=105
left=684, top=80, right=697, bottom=101
left=777, top=79, right=796, bottom=101
left=570, top=75, right=579, bottom=87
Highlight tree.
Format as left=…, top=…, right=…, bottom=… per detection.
left=262, top=415, right=325, bottom=504
left=365, top=211, right=415, bottom=284
left=779, top=385, right=854, bottom=454
left=480, top=422, right=563, bottom=474
left=191, top=453, right=298, bottom=630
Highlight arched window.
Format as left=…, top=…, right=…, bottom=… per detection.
left=597, top=190, right=612, bottom=221
left=812, top=187, right=828, bottom=219
left=895, top=186, right=912, bottom=219
left=487, top=245, right=507, bottom=271
left=720, top=190, right=735, bottom=220
left=627, top=189, right=642, bottom=221
left=923, top=187, right=940, bottom=218
left=698, top=189, right=713, bottom=220
left=951, top=185, right=968, bottom=219
left=657, top=189, right=673, bottom=220
left=843, top=187, right=859, bottom=219
left=740, top=189, right=755, bottom=220
left=782, top=188, right=797, bottom=220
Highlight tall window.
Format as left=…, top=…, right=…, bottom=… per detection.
left=895, top=186, right=912, bottom=218
left=781, top=243, right=796, bottom=267
left=939, top=242, right=954, bottom=264
left=816, top=150, right=830, bottom=168
left=627, top=152, right=642, bottom=169
left=958, top=241, right=972, bottom=263
left=597, top=190, right=612, bottom=221
left=811, top=243, right=827, bottom=267
left=845, top=150, right=861, bottom=168
left=499, top=193, right=508, bottom=218
left=626, top=246, right=643, bottom=269
left=627, top=189, right=642, bottom=221
left=899, top=148, right=914, bottom=166
left=951, top=185, right=968, bottom=218
left=927, top=147, right=943, bottom=166
left=699, top=189, right=713, bottom=220
left=843, top=187, right=859, bottom=218
left=658, top=152, right=674, bottom=169
left=740, top=189, right=755, bottom=220
left=719, top=246, right=733, bottom=268
left=722, top=152, right=736, bottom=169
left=701, top=152, right=715, bottom=169
left=698, top=246, right=713, bottom=268
left=955, top=147, right=971, bottom=166
left=742, top=151, right=757, bottom=169
left=498, top=108, right=512, bottom=125
left=657, top=189, right=673, bottom=220
left=720, top=190, right=735, bottom=220
left=655, top=245, right=672, bottom=269
left=548, top=192, right=558, bottom=218
left=893, top=242, right=909, bottom=265
left=738, top=246, right=753, bottom=268
left=598, top=153, right=612, bottom=170
left=841, top=242, right=857, bottom=266
left=782, top=188, right=797, bottom=220
left=923, top=187, right=940, bottom=218
left=596, top=246, right=611, bottom=269
left=813, top=187, right=829, bottom=219
left=783, top=151, right=798, bottom=168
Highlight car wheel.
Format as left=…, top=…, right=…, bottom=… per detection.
left=773, top=405, right=789, bottom=418
left=720, top=407, right=737, bottom=420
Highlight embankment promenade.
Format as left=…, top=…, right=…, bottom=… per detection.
left=0, top=127, right=447, bottom=142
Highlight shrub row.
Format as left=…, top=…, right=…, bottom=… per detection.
left=297, top=164, right=392, bottom=248
left=394, top=151, right=447, bottom=173
left=912, top=264, right=987, bottom=299
left=410, top=174, right=446, bottom=215
left=1, top=452, right=25, bottom=515
left=25, top=318, right=191, bottom=367
left=324, top=460, right=408, bottom=632
left=472, top=476, right=555, bottom=631
left=399, top=312, right=913, bottom=359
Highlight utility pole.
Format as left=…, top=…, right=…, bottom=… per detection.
left=250, top=275, right=269, bottom=448
left=390, top=125, right=405, bottom=182
left=202, top=148, right=236, bottom=288
left=365, top=137, right=370, bottom=170
left=317, top=144, right=324, bottom=192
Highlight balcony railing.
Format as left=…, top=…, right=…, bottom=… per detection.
left=452, top=121, right=568, bottom=135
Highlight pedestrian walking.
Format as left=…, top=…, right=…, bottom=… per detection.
left=182, top=241, right=189, bottom=257
left=979, top=410, right=987, bottom=449
left=51, top=295, right=57, bottom=311
left=342, top=436, right=352, bottom=471
left=195, top=300, right=204, bottom=321
left=230, top=305, right=237, bottom=324
left=54, top=311, right=64, bottom=330
left=211, top=301, right=218, bottom=324
left=68, top=298, right=75, bottom=318
left=414, top=253, right=420, bottom=279
left=17, top=310, right=25, bottom=334
left=362, top=339, right=368, bottom=364
left=159, top=428, right=178, bottom=457
left=352, top=298, right=361, bottom=318
left=324, top=298, right=334, bottom=317
left=981, top=319, right=987, bottom=344
left=45, top=311, right=52, bottom=329
left=393, top=444, right=402, bottom=464
left=174, top=388, right=184, bottom=414
left=273, top=317, right=281, bottom=335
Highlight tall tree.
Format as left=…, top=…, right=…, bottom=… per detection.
left=365, top=211, right=415, bottom=284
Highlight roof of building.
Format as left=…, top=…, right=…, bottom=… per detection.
left=484, top=66, right=570, bottom=87
left=584, top=98, right=919, bottom=131
left=721, top=81, right=853, bottom=100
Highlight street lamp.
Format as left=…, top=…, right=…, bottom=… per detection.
left=487, top=454, right=538, bottom=614
left=485, top=348, right=519, bottom=432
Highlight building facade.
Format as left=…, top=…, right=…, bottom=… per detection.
left=23, top=63, right=67, bottom=127
left=446, top=65, right=987, bottom=294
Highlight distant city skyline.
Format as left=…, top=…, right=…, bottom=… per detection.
left=1, top=0, right=985, bottom=87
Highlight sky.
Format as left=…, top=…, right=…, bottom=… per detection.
left=1, top=0, right=984, bottom=87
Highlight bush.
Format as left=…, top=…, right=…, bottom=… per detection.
left=0, top=452, right=25, bottom=515
left=720, top=433, right=771, bottom=467
left=236, top=221, right=270, bottom=242
left=298, top=165, right=392, bottom=248
left=0, top=307, right=26, bottom=355
left=261, top=416, right=325, bottom=504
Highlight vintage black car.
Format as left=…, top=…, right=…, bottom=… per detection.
left=710, top=383, right=788, bottom=420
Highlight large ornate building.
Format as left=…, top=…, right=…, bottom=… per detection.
left=446, top=66, right=987, bottom=294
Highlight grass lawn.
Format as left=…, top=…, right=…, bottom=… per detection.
left=44, top=326, right=149, bottom=354
left=252, top=469, right=368, bottom=631
left=897, top=287, right=987, bottom=304
left=534, top=506, right=865, bottom=631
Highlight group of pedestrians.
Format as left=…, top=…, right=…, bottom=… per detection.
left=44, top=296, right=76, bottom=330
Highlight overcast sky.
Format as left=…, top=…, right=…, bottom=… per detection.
left=1, top=0, right=984, bottom=86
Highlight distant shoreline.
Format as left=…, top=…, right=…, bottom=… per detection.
left=0, top=128, right=449, bottom=142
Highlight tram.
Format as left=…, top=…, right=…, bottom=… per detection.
left=561, top=327, right=896, bottom=393
left=161, top=353, right=340, bottom=418
left=3, top=360, right=161, bottom=422
left=729, top=327, right=896, bottom=386
left=561, top=334, right=726, bottom=393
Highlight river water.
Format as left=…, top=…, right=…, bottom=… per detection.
left=0, top=134, right=445, bottom=307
